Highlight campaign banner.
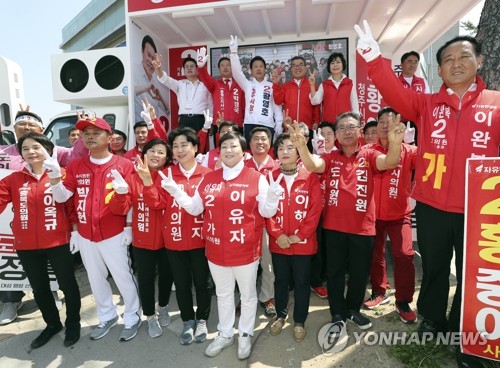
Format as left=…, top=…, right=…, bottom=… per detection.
left=168, top=45, right=207, bottom=129
left=128, top=0, right=225, bottom=13
left=0, top=169, right=59, bottom=291
left=356, top=53, right=391, bottom=125
left=461, top=158, right=500, bottom=361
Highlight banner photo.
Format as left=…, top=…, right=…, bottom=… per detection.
left=461, top=158, right=500, bottom=362
left=356, top=53, right=391, bottom=125
left=168, top=45, right=207, bottom=129
left=0, top=169, right=59, bottom=291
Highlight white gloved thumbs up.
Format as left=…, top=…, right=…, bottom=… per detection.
left=354, top=20, right=381, bottom=62
left=403, top=122, right=416, bottom=144
left=111, top=169, right=129, bottom=194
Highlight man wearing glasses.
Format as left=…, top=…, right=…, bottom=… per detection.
left=272, top=56, right=320, bottom=150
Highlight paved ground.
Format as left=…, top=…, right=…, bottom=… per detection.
left=0, top=244, right=459, bottom=368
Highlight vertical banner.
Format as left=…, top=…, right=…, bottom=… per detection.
left=0, top=169, right=59, bottom=291
left=356, top=53, right=391, bottom=125
left=462, top=158, right=500, bottom=361
left=168, top=45, right=206, bottom=129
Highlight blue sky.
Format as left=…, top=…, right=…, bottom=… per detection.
left=0, top=1, right=91, bottom=124
left=0, top=0, right=484, bottom=126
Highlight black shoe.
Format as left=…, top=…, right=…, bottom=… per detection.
left=456, top=348, right=489, bottom=368
left=30, top=324, right=63, bottom=349
left=64, top=326, right=81, bottom=347
left=347, top=310, right=372, bottom=329
left=417, top=319, right=444, bottom=340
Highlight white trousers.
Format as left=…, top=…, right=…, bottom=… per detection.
left=79, top=232, right=141, bottom=326
left=209, top=260, right=259, bottom=338
left=258, top=229, right=275, bottom=303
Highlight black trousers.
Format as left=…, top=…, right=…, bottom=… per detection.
left=415, top=201, right=464, bottom=332
left=272, top=253, right=313, bottom=324
left=167, top=248, right=211, bottom=321
left=132, top=247, right=173, bottom=316
left=310, top=223, right=327, bottom=287
left=0, top=290, right=25, bottom=303
left=324, top=230, right=374, bottom=319
left=16, top=244, right=81, bottom=329
left=179, top=114, right=205, bottom=133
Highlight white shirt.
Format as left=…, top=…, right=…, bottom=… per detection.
left=230, top=54, right=283, bottom=130
left=157, top=72, right=212, bottom=115
left=310, top=74, right=359, bottom=114
left=173, top=159, right=278, bottom=218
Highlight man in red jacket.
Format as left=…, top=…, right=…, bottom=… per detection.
left=48, top=116, right=142, bottom=343
left=355, top=21, right=500, bottom=367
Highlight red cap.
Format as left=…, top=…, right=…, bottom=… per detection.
left=76, top=117, right=112, bottom=134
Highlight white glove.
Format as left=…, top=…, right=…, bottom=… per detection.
left=111, top=169, right=128, bottom=194
left=312, top=128, right=326, bottom=154
left=274, top=122, right=283, bottom=136
left=41, top=147, right=62, bottom=179
left=158, top=167, right=181, bottom=196
left=354, top=20, right=381, bottom=62
left=203, top=109, right=213, bottom=130
left=140, top=101, right=154, bottom=130
left=197, top=47, right=208, bottom=68
left=229, top=35, right=238, bottom=53
left=122, top=227, right=133, bottom=246
left=403, top=122, right=416, bottom=144
left=266, top=172, right=285, bottom=203
left=195, top=153, right=205, bottom=164
left=69, top=231, right=79, bottom=254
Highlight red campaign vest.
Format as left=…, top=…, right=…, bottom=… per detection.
left=0, top=169, right=76, bottom=250
left=64, top=155, right=135, bottom=242
left=266, top=167, right=322, bottom=255
left=162, top=164, right=211, bottom=250
left=198, top=66, right=245, bottom=127
left=244, top=156, right=279, bottom=176
left=372, top=143, right=417, bottom=221
left=273, top=78, right=320, bottom=129
left=199, top=166, right=264, bottom=266
left=368, top=56, right=500, bottom=213
left=108, top=171, right=165, bottom=250
left=206, top=148, right=221, bottom=170
left=398, top=74, right=427, bottom=94
left=321, top=78, right=354, bottom=123
left=321, top=145, right=382, bottom=235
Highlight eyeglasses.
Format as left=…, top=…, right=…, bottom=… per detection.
left=336, top=124, right=359, bottom=132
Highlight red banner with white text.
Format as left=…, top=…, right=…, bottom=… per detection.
left=461, top=158, right=500, bottom=361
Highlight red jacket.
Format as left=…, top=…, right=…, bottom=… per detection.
left=123, top=117, right=167, bottom=162
left=266, top=167, right=322, bottom=255
left=368, top=56, right=500, bottom=213
left=0, top=169, right=76, bottom=250
left=143, top=164, right=211, bottom=251
left=398, top=74, right=427, bottom=94
left=371, top=142, right=417, bottom=221
left=244, top=156, right=279, bottom=176
left=199, top=166, right=264, bottom=266
left=273, top=78, right=320, bottom=129
left=321, top=78, right=354, bottom=123
left=198, top=66, right=245, bottom=127
left=108, top=171, right=164, bottom=250
left=321, top=143, right=382, bottom=235
left=63, top=155, right=135, bottom=242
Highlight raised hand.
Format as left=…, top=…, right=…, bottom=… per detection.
left=158, top=167, right=180, bottom=196
left=110, top=169, right=129, bottom=194
left=403, top=122, right=416, bottom=144
left=387, top=113, right=405, bottom=145
left=354, top=20, right=381, bottom=62
left=140, top=99, right=155, bottom=129
left=267, top=172, right=285, bottom=201
left=286, top=120, right=307, bottom=149
left=229, top=35, right=238, bottom=53
left=41, top=146, right=62, bottom=178
left=216, top=111, right=224, bottom=126
left=312, top=128, right=326, bottom=154
left=271, top=70, right=280, bottom=85
left=197, top=47, right=208, bottom=68
left=203, top=109, right=213, bottom=130
left=283, top=108, right=292, bottom=128
left=152, top=53, right=164, bottom=78
left=135, top=155, right=153, bottom=185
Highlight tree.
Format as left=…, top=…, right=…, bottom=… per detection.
left=475, top=0, right=500, bottom=90
left=460, top=20, right=477, bottom=35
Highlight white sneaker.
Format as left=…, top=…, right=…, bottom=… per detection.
left=0, top=302, right=23, bottom=325
left=171, top=283, right=176, bottom=292
left=205, top=333, right=235, bottom=357
left=194, top=319, right=207, bottom=343
left=238, top=333, right=252, bottom=360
